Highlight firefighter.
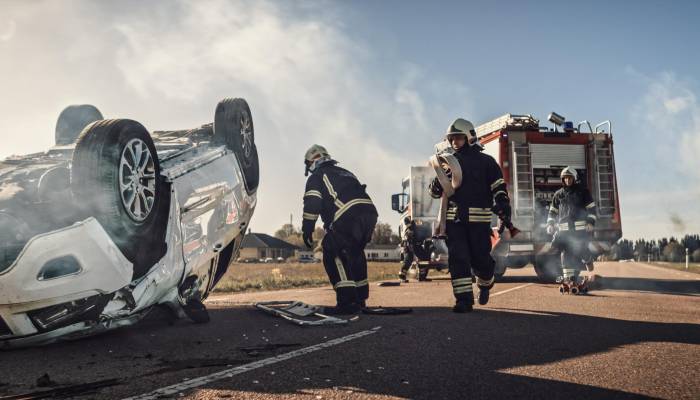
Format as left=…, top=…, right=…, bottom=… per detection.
left=399, top=216, right=416, bottom=282
left=546, top=166, right=597, bottom=288
left=429, top=118, right=511, bottom=313
left=301, top=144, right=378, bottom=314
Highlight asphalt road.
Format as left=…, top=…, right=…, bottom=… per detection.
left=0, top=261, right=698, bottom=400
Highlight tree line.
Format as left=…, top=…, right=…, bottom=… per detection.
left=273, top=222, right=400, bottom=250
left=611, top=234, right=700, bottom=263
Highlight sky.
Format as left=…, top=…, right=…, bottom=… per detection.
left=1, top=0, right=699, bottom=241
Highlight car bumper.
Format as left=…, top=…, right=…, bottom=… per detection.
left=0, top=218, right=132, bottom=341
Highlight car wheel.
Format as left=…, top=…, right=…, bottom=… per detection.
left=534, top=255, right=560, bottom=283
left=55, top=104, right=103, bottom=145
left=213, top=98, right=259, bottom=193
left=71, top=119, right=168, bottom=265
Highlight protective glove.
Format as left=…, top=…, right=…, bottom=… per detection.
left=492, top=201, right=511, bottom=220
left=585, top=223, right=594, bottom=233
left=303, top=230, right=314, bottom=249
left=546, top=224, right=555, bottom=235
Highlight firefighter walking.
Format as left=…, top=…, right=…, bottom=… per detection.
left=301, top=145, right=378, bottom=314
left=546, top=166, right=597, bottom=294
left=429, top=119, right=512, bottom=313
left=398, top=217, right=415, bottom=282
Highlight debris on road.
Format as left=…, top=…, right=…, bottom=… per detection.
left=255, top=301, right=354, bottom=326
left=35, top=374, right=55, bottom=388
left=237, top=342, right=302, bottom=357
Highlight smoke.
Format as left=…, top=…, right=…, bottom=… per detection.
left=623, top=71, right=700, bottom=239
left=669, top=212, right=686, bottom=233
left=0, top=19, right=15, bottom=41
left=0, top=182, right=23, bottom=202
left=633, top=72, right=700, bottom=184
left=0, top=0, right=473, bottom=234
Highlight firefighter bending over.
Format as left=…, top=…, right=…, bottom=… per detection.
left=546, top=167, right=597, bottom=290
left=429, top=119, right=511, bottom=313
left=301, top=145, right=378, bottom=315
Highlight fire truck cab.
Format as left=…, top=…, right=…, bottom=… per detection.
left=478, top=113, right=622, bottom=281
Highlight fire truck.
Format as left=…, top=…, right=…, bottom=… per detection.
left=478, top=112, right=622, bottom=281
left=392, top=165, right=450, bottom=274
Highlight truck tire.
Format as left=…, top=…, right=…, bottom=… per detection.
left=213, top=98, right=259, bottom=193
left=494, top=256, right=507, bottom=280
left=55, top=104, right=103, bottom=145
left=534, top=255, right=560, bottom=283
left=71, top=119, right=169, bottom=266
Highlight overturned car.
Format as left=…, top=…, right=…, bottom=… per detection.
left=0, top=98, right=259, bottom=348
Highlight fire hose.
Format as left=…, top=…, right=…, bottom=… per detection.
left=429, top=152, right=519, bottom=239
left=429, top=152, right=462, bottom=237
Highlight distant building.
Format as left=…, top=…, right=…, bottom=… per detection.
left=365, top=244, right=401, bottom=261
left=238, top=233, right=300, bottom=261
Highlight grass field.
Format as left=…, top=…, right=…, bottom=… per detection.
left=648, top=261, right=700, bottom=274
left=213, top=262, right=402, bottom=293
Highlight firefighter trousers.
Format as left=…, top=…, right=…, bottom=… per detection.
left=321, top=212, right=377, bottom=307
left=446, top=221, right=495, bottom=304
left=400, top=245, right=414, bottom=273
left=552, top=231, right=590, bottom=280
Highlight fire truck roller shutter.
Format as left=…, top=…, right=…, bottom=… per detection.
left=530, top=144, right=585, bottom=169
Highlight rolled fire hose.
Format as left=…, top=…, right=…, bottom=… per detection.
left=429, top=152, right=463, bottom=237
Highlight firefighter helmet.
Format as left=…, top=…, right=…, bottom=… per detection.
left=560, top=166, right=578, bottom=181
left=445, top=118, right=476, bottom=139
left=304, top=144, right=331, bottom=176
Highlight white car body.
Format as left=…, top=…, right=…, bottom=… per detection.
left=0, top=100, right=257, bottom=348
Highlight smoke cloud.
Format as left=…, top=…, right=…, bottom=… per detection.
left=0, top=0, right=473, bottom=234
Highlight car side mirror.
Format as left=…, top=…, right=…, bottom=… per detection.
left=391, top=193, right=407, bottom=213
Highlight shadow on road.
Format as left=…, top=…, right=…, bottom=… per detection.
left=596, top=276, right=700, bottom=296
left=496, top=274, right=541, bottom=284
left=155, top=306, right=698, bottom=400
left=1, top=301, right=698, bottom=399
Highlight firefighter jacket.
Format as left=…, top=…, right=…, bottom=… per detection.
left=429, top=145, right=509, bottom=224
left=302, top=161, right=377, bottom=235
left=546, top=183, right=597, bottom=232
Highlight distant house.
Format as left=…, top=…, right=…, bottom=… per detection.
left=238, top=233, right=300, bottom=261
left=365, top=244, right=401, bottom=261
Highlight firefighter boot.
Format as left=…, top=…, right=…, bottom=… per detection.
left=398, top=271, right=408, bottom=283
left=418, top=269, right=431, bottom=282
left=452, top=300, right=473, bottom=313
left=478, top=286, right=490, bottom=305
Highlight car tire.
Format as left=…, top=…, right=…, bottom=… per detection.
left=55, top=104, right=103, bottom=145
left=534, top=255, right=560, bottom=283
left=71, top=119, right=169, bottom=268
left=213, top=98, right=259, bottom=193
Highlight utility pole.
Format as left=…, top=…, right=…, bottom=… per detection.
left=686, top=248, right=689, bottom=270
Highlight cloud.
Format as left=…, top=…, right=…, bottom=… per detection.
left=0, top=19, right=15, bottom=41
left=0, top=0, right=473, bottom=234
left=632, top=72, right=700, bottom=183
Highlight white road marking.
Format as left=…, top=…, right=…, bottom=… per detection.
left=122, top=326, right=382, bottom=400
left=490, top=283, right=534, bottom=297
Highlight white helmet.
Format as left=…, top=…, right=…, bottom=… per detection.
left=304, top=144, right=331, bottom=175
left=560, top=166, right=578, bottom=181
left=446, top=118, right=481, bottom=147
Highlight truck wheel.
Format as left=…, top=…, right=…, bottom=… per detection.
left=494, top=257, right=507, bottom=280
left=213, top=98, right=259, bottom=193
left=55, top=104, right=103, bottom=145
left=534, top=255, right=560, bottom=283
left=71, top=119, right=168, bottom=264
